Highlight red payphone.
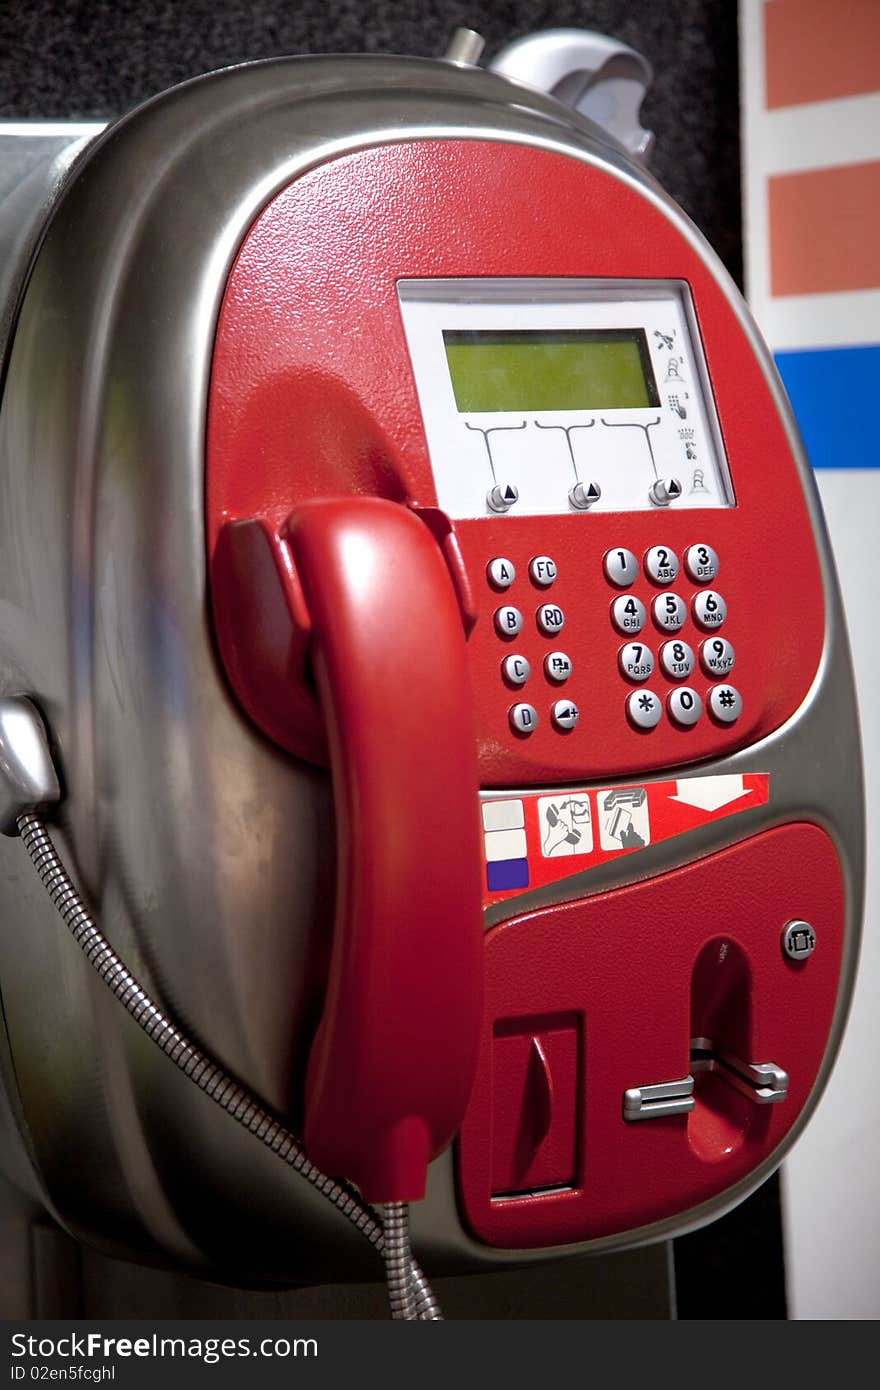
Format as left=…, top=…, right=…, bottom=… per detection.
left=0, top=34, right=863, bottom=1314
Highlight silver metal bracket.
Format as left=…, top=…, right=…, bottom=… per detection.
left=0, top=696, right=61, bottom=834
left=623, top=1075, right=695, bottom=1121
left=489, top=28, right=654, bottom=164
left=690, top=1038, right=789, bottom=1105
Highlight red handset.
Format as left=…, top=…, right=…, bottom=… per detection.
left=216, top=498, right=483, bottom=1201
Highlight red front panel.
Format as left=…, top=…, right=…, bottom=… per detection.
left=458, top=824, right=843, bottom=1247
left=207, top=139, right=825, bottom=787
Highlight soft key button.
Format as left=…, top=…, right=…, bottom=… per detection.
left=529, top=556, right=558, bottom=588
left=611, top=595, right=646, bottom=635
left=487, top=557, right=516, bottom=590
left=502, top=654, right=531, bottom=686
left=509, top=703, right=539, bottom=735
left=618, top=642, right=654, bottom=683
left=494, top=605, right=523, bottom=638
left=604, top=548, right=639, bottom=588
left=544, top=651, right=572, bottom=683
left=551, top=700, right=580, bottom=732
left=644, top=546, right=679, bottom=584
left=537, top=603, right=565, bottom=637
left=684, top=543, right=719, bottom=583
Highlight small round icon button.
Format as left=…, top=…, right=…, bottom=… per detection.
left=693, top=588, right=727, bottom=629
left=488, top=482, right=519, bottom=513
left=645, top=546, right=680, bottom=585
left=708, top=684, right=742, bottom=723
left=487, top=557, right=516, bottom=590
left=652, top=592, right=687, bottom=632
left=544, top=651, right=572, bottom=683
left=502, top=654, right=531, bottom=686
left=537, top=603, right=565, bottom=636
left=627, top=689, right=663, bottom=730
left=668, top=686, right=703, bottom=727
left=611, top=594, right=647, bottom=635
left=494, top=605, right=523, bottom=638
left=551, top=700, right=580, bottom=732
left=604, top=548, right=639, bottom=588
left=782, top=919, right=816, bottom=961
left=618, top=642, right=654, bottom=683
left=701, top=637, right=735, bottom=677
left=684, top=543, right=719, bottom=583
left=529, top=555, right=558, bottom=587
left=509, top=703, right=538, bottom=735
left=660, top=639, right=696, bottom=680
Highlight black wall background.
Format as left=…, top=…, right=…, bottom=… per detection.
left=0, top=0, right=785, bottom=1318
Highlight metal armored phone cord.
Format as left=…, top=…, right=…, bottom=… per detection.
left=14, top=812, right=442, bottom=1321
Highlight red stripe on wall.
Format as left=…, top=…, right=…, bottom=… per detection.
left=764, top=0, right=880, bottom=110
left=769, top=160, right=880, bottom=296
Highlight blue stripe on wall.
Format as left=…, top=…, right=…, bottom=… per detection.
left=774, top=343, right=880, bottom=469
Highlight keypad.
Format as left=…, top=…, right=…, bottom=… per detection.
left=602, top=542, right=738, bottom=733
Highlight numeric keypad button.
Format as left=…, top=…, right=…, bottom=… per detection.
left=652, top=592, right=687, bottom=632
left=626, top=689, right=663, bottom=730
left=660, top=640, right=696, bottom=680
left=618, top=642, right=654, bottom=683
left=611, top=594, right=647, bottom=635
left=668, top=686, right=703, bottom=727
left=494, top=605, right=523, bottom=638
left=693, top=589, right=727, bottom=629
left=708, top=684, right=742, bottom=723
left=502, top=654, right=531, bottom=686
left=487, top=557, right=516, bottom=590
left=700, top=637, right=735, bottom=677
left=551, top=700, right=579, bottom=732
left=509, top=703, right=538, bottom=735
left=684, top=543, right=719, bottom=583
left=544, top=651, right=572, bottom=683
left=529, top=555, right=558, bottom=587
left=644, top=546, right=680, bottom=585
left=537, top=603, right=565, bottom=636
left=604, top=548, right=639, bottom=588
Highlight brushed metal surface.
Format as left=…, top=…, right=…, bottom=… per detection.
left=0, top=53, right=863, bottom=1283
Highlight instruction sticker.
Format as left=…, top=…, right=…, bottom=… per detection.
left=481, top=773, right=769, bottom=906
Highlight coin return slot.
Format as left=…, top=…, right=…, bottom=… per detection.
left=490, top=1014, right=580, bottom=1199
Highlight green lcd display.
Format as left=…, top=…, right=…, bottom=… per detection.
left=442, top=328, right=659, bottom=413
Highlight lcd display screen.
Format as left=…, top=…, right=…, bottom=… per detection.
left=442, top=328, right=660, bottom=413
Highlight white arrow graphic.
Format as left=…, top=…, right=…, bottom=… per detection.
left=670, top=775, right=752, bottom=813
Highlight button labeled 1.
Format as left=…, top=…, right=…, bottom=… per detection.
left=604, top=548, right=639, bottom=588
